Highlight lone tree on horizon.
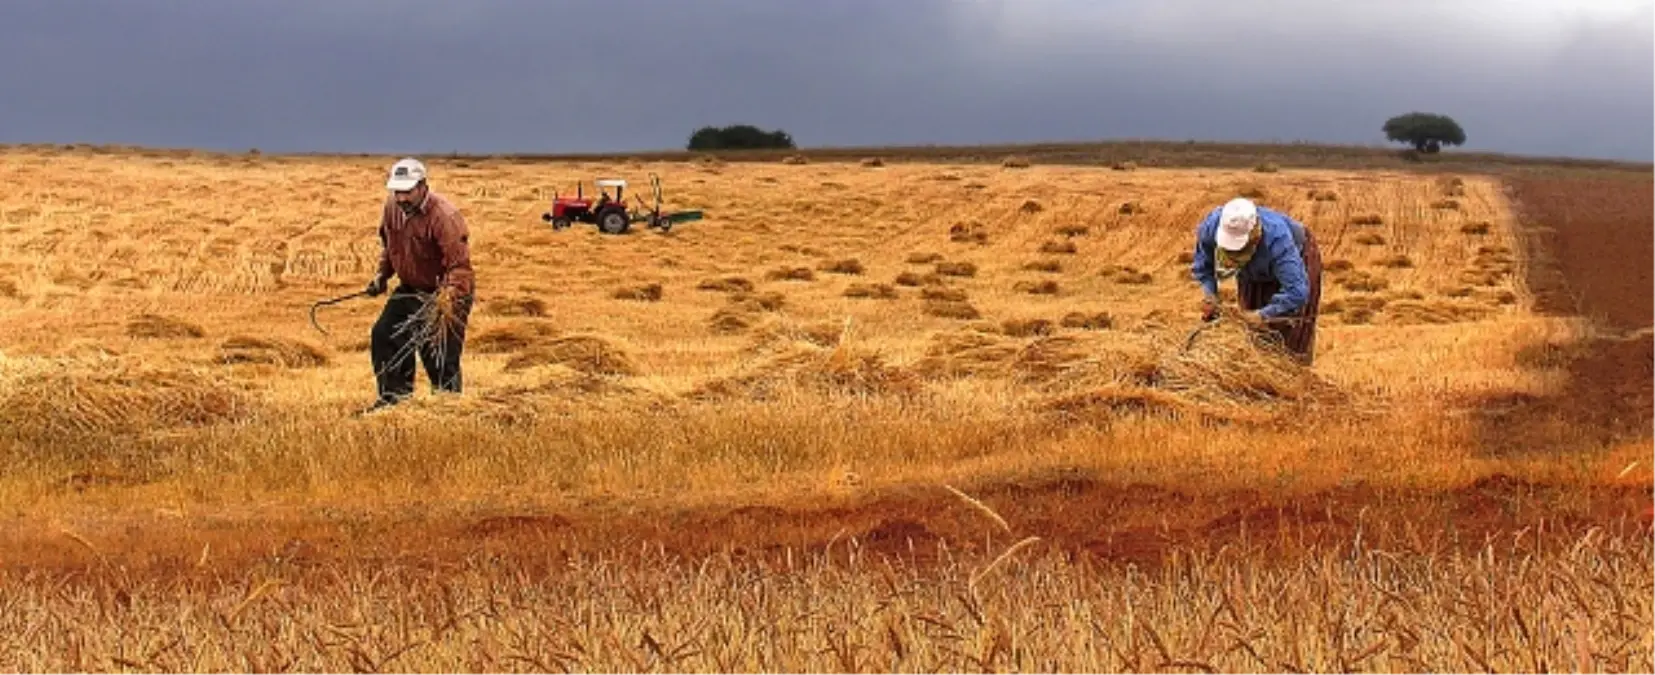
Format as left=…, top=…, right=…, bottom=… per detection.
left=1382, top=112, right=1466, bottom=153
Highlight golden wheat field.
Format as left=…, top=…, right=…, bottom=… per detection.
left=0, top=145, right=1648, bottom=672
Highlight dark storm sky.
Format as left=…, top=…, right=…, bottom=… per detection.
left=2, top=0, right=1650, bottom=161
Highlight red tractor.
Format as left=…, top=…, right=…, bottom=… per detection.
left=540, top=174, right=704, bottom=235
left=541, top=178, right=634, bottom=235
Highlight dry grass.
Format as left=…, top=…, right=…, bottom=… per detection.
left=0, top=149, right=1586, bottom=481
left=0, top=147, right=1646, bottom=670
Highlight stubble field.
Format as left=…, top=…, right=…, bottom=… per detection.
left=0, top=145, right=1648, bottom=671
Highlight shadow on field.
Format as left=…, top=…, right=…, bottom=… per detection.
left=1468, top=172, right=1653, bottom=458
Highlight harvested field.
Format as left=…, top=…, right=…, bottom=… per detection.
left=0, top=146, right=1648, bottom=671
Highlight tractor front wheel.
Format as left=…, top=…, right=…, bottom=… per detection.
left=551, top=216, right=572, bottom=230
left=597, top=207, right=631, bottom=235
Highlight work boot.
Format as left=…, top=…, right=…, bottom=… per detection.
left=355, top=396, right=402, bottom=417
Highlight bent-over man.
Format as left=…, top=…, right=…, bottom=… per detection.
left=361, top=157, right=475, bottom=413
left=1190, top=197, right=1324, bottom=365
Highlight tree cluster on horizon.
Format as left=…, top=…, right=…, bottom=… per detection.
left=686, top=124, right=795, bottom=151
left=683, top=112, right=1468, bottom=155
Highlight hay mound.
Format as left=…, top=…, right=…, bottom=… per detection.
left=1099, top=264, right=1153, bottom=285
left=612, top=282, right=663, bottom=302
left=127, top=314, right=205, bottom=339
left=1039, top=240, right=1076, bottom=255
left=709, top=306, right=759, bottom=334
left=470, top=320, right=560, bottom=354
left=218, top=336, right=330, bottom=368
left=1061, top=311, right=1114, bottom=330
left=708, top=291, right=787, bottom=334
left=923, top=299, right=980, bottom=320
left=765, top=266, right=815, bottom=282
left=0, top=356, right=255, bottom=440
left=844, top=283, right=898, bottom=299
left=900, top=320, right=1346, bottom=424
left=1000, top=318, right=1056, bottom=338
left=894, top=271, right=939, bottom=287
left=914, top=320, right=1349, bottom=423
left=819, top=258, right=865, bottom=275
left=687, top=341, right=920, bottom=402
left=730, top=291, right=787, bottom=312
left=503, top=335, right=638, bottom=376
left=921, top=287, right=968, bottom=302
left=697, top=276, right=754, bottom=293
left=486, top=296, right=547, bottom=317
left=906, top=330, right=1151, bottom=387
left=1148, top=320, right=1332, bottom=404
left=749, top=319, right=846, bottom=351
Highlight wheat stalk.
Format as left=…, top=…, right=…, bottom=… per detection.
left=943, top=483, right=1011, bottom=535
left=969, top=535, right=1042, bottom=597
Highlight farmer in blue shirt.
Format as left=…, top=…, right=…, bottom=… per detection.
left=1190, top=197, right=1325, bottom=365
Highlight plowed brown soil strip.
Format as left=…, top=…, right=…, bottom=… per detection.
left=1472, top=172, right=1654, bottom=456
left=9, top=473, right=1650, bottom=581
left=1506, top=172, right=1653, bottom=331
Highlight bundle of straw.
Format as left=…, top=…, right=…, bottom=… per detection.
left=1150, top=317, right=1327, bottom=404
left=382, top=286, right=467, bottom=379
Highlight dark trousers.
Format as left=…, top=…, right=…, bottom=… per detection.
left=370, top=286, right=473, bottom=402
left=1238, top=229, right=1324, bottom=365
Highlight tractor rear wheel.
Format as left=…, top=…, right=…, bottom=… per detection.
left=597, top=207, right=630, bottom=235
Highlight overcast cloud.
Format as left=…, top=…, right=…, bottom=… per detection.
left=1, top=0, right=1649, bottom=161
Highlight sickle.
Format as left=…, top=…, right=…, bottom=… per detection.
left=309, top=290, right=371, bottom=336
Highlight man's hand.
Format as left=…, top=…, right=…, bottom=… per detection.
left=1201, top=294, right=1221, bottom=323
left=365, top=275, right=388, bottom=297
left=1241, top=311, right=1275, bottom=329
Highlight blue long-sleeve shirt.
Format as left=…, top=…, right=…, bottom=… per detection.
left=1189, top=205, right=1311, bottom=319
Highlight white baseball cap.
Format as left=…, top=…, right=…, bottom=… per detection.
left=1215, top=197, right=1258, bottom=251
left=386, top=157, right=427, bottom=191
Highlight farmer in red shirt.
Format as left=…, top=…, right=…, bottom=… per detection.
left=361, top=158, right=476, bottom=414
